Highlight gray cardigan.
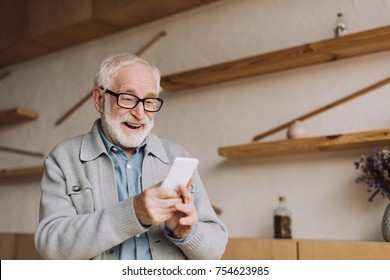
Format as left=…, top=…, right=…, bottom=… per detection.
left=35, top=120, right=228, bottom=260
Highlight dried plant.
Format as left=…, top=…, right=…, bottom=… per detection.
left=355, top=148, right=390, bottom=202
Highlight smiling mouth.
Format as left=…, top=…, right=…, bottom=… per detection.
left=123, top=122, right=143, bottom=130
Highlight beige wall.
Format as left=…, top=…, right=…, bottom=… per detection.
left=1, top=0, right=390, bottom=241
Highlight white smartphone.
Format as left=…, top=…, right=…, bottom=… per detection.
left=161, top=157, right=199, bottom=191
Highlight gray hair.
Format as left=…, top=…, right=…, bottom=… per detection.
left=94, top=53, right=161, bottom=92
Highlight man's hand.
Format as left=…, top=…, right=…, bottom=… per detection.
left=165, top=181, right=198, bottom=238
left=133, top=184, right=182, bottom=226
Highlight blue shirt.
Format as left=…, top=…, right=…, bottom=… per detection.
left=98, top=125, right=152, bottom=260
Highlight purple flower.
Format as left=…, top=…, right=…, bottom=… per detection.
left=355, top=147, right=390, bottom=202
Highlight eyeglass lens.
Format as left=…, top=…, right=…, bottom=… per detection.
left=118, top=94, right=161, bottom=111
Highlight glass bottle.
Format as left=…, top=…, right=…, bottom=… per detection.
left=334, top=12, right=348, bottom=37
left=273, top=196, right=292, bottom=239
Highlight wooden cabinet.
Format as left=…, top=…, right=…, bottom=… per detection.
left=298, top=239, right=390, bottom=260
left=222, top=238, right=297, bottom=260
left=222, top=238, right=390, bottom=260
left=0, top=233, right=41, bottom=260
left=2, top=233, right=389, bottom=260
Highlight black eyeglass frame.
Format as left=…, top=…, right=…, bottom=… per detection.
left=101, top=87, right=163, bottom=112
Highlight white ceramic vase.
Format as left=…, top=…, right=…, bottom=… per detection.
left=286, top=120, right=307, bottom=139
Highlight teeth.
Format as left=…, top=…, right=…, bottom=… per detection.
left=125, top=122, right=141, bottom=129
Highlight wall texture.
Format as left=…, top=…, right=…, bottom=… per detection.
left=1, top=0, right=390, bottom=241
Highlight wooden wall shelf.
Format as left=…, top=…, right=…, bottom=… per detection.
left=161, top=25, right=390, bottom=92
left=0, top=166, right=44, bottom=183
left=0, top=107, right=38, bottom=127
left=218, top=128, right=390, bottom=159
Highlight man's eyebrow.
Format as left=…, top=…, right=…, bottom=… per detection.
left=118, top=87, right=159, bottom=98
left=147, top=92, right=160, bottom=98
left=117, top=87, right=136, bottom=93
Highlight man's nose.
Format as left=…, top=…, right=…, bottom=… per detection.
left=130, top=101, right=145, bottom=118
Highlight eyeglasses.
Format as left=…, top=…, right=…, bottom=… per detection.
left=101, top=88, right=163, bottom=112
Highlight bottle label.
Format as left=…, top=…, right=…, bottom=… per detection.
left=274, top=215, right=292, bottom=239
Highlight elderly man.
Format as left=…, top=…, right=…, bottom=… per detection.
left=35, top=53, right=228, bottom=260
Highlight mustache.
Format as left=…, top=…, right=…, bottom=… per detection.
left=119, top=113, right=148, bottom=125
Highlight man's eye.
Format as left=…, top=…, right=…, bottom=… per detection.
left=122, top=95, right=136, bottom=102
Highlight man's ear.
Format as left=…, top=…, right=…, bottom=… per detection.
left=92, top=87, right=105, bottom=114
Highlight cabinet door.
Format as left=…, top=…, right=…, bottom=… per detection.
left=298, top=240, right=390, bottom=260
left=0, top=233, right=42, bottom=260
left=14, top=234, right=42, bottom=260
left=0, top=233, right=15, bottom=259
left=222, top=238, right=297, bottom=260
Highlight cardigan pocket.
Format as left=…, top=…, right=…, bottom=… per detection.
left=66, top=178, right=95, bottom=214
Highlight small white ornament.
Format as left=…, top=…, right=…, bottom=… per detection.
left=287, top=120, right=307, bottom=139
left=334, top=12, right=348, bottom=37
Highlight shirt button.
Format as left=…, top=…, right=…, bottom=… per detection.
left=72, top=186, right=81, bottom=192
left=112, top=147, right=118, bottom=152
left=126, top=164, right=132, bottom=169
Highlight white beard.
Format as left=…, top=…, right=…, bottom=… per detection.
left=102, top=98, right=154, bottom=148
